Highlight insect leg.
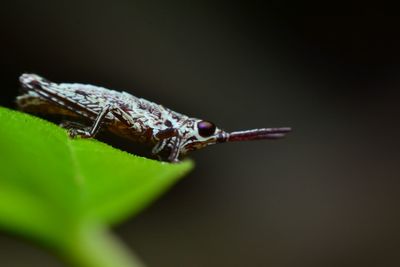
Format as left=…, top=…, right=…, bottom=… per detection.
left=60, top=121, right=89, bottom=130
left=152, top=139, right=168, bottom=155
left=152, top=128, right=179, bottom=156
left=60, top=121, right=91, bottom=137
left=108, top=107, right=137, bottom=127
left=68, top=104, right=111, bottom=138
left=155, top=128, right=178, bottom=140
left=168, top=137, right=183, bottom=163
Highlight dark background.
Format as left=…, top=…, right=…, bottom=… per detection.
left=1, top=2, right=400, bottom=267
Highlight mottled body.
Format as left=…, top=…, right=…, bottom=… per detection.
left=17, top=74, right=291, bottom=162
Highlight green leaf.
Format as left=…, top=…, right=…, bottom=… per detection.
left=0, top=106, right=193, bottom=267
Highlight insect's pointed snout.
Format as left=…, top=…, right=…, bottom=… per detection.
left=226, top=127, right=292, bottom=142
left=20, top=73, right=37, bottom=85
left=19, top=73, right=49, bottom=90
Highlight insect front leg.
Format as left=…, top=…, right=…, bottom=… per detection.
left=167, top=137, right=183, bottom=163
left=109, top=106, right=183, bottom=163
left=152, top=139, right=168, bottom=155
left=153, top=136, right=182, bottom=162
left=152, top=128, right=179, bottom=153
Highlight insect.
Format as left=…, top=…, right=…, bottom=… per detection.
left=17, top=73, right=291, bottom=162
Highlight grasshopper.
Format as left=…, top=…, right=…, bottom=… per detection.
left=17, top=73, right=291, bottom=162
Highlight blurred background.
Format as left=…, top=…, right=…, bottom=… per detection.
left=1, top=2, right=400, bottom=267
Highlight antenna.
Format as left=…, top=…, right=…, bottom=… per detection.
left=227, top=127, right=292, bottom=142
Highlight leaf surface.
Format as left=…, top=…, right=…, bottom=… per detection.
left=0, top=107, right=193, bottom=250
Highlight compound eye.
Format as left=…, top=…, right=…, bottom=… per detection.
left=197, top=120, right=216, bottom=137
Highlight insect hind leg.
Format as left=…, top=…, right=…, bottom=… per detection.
left=60, top=120, right=89, bottom=130
left=66, top=104, right=112, bottom=139
left=60, top=121, right=91, bottom=138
